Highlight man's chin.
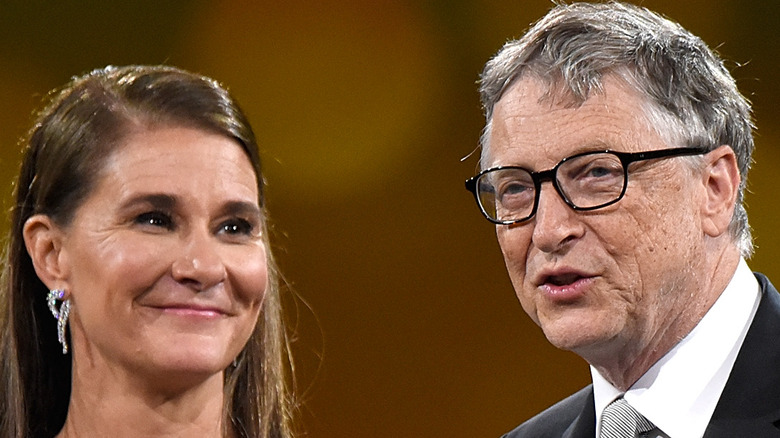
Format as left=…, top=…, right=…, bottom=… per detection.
left=541, top=322, right=622, bottom=357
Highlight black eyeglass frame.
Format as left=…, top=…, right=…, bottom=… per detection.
left=465, top=147, right=709, bottom=225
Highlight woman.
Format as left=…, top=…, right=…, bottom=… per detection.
left=0, top=65, right=293, bottom=437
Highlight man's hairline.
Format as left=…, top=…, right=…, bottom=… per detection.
left=479, top=71, right=689, bottom=169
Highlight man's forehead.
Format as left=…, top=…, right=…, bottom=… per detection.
left=487, top=76, right=657, bottom=167
left=495, top=73, right=643, bottom=112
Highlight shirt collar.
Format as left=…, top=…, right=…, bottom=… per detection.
left=591, top=258, right=760, bottom=437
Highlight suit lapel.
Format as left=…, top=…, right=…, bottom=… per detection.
left=562, top=387, right=596, bottom=438
left=704, top=273, right=780, bottom=437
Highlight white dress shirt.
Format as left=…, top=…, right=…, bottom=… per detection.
left=591, top=258, right=760, bottom=438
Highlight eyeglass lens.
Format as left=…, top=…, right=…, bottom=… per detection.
left=477, top=152, right=627, bottom=222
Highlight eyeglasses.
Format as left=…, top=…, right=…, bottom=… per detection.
left=465, top=147, right=708, bottom=225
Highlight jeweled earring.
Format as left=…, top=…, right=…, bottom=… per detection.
left=47, top=289, right=71, bottom=354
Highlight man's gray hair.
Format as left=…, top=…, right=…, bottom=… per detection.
left=479, top=1, right=755, bottom=256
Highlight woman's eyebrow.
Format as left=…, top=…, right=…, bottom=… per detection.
left=220, top=200, right=263, bottom=219
left=119, top=193, right=178, bottom=210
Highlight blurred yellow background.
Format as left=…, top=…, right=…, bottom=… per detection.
left=1, top=1, right=778, bottom=436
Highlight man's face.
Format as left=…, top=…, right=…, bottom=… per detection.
left=488, top=76, right=707, bottom=364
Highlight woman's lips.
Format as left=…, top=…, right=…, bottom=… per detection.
left=149, top=304, right=229, bottom=319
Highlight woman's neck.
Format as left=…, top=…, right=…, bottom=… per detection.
left=57, top=363, right=228, bottom=438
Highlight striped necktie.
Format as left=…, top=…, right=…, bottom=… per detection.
left=600, top=397, right=656, bottom=438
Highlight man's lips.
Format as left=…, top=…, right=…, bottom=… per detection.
left=534, top=269, right=596, bottom=302
left=533, top=268, right=594, bottom=287
left=545, top=272, right=584, bottom=286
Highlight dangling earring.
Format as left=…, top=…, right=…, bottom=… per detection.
left=47, top=289, right=71, bottom=354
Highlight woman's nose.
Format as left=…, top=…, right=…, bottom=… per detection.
left=171, top=230, right=226, bottom=291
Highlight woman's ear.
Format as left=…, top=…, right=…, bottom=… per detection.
left=23, top=214, right=70, bottom=290
left=700, top=145, right=740, bottom=238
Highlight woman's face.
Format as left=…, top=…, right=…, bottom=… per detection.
left=57, top=126, right=267, bottom=383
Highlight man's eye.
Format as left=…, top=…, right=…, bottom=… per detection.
left=135, top=212, right=173, bottom=229
left=569, top=158, right=622, bottom=181
left=585, top=166, right=613, bottom=178
left=500, top=182, right=532, bottom=196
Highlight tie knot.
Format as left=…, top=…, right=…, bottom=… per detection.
left=600, top=398, right=655, bottom=438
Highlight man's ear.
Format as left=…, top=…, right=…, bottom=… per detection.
left=23, top=214, right=70, bottom=290
left=700, top=145, right=740, bottom=238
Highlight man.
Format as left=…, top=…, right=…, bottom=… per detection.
left=465, top=2, right=780, bottom=437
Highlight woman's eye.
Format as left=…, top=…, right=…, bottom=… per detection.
left=219, top=218, right=255, bottom=236
left=134, top=211, right=173, bottom=230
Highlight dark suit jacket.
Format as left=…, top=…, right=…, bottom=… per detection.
left=502, top=273, right=780, bottom=437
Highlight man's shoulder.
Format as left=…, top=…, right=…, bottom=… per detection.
left=501, top=385, right=594, bottom=438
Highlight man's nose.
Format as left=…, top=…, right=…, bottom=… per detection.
left=171, top=229, right=226, bottom=291
left=531, top=182, right=584, bottom=253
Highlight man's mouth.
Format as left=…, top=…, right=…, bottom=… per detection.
left=544, top=273, right=583, bottom=286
